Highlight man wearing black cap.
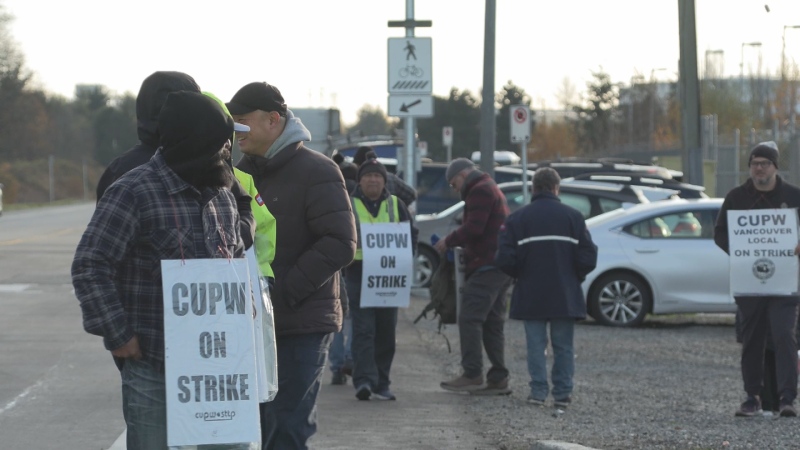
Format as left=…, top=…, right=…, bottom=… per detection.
left=434, top=158, right=513, bottom=395
left=72, top=91, right=250, bottom=449
left=348, top=155, right=417, bottom=401
left=715, top=141, right=800, bottom=418
left=228, top=82, right=356, bottom=449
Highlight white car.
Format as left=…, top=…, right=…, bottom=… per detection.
left=582, top=198, right=735, bottom=327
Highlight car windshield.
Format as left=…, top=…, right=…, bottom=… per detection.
left=586, top=208, right=628, bottom=227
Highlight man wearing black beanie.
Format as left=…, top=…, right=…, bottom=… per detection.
left=715, top=141, right=800, bottom=418
left=72, top=91, right=249, bottom=449
left=347, top=154, right=417, bottom=401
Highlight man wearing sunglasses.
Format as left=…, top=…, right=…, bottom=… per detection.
left=715, top=141, right=800, bottom=418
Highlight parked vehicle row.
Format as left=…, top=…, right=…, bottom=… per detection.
left=413, top=179, right=677, bottom=288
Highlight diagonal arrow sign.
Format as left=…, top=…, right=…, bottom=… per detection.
left=400, top=99, right=422, bottom=112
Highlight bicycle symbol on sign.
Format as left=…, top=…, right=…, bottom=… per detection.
left=399, top=65, right=424, bottom=78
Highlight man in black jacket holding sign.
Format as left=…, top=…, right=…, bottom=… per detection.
left=714, top=141, right=800, bottom=418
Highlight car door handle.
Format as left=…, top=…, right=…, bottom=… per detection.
left=634, top=248, right=659, bottom=253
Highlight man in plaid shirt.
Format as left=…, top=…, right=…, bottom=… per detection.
left=72, top=91, right=252, bottom=450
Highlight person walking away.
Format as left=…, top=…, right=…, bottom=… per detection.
left=714, top=141, right=800, bottom=418
left=228, top=82, right=356, bottom=449
left=434, top=158, right=513, bottom=395
left=347, top=156, right=417, bottom=400
left=72, top=91, right=250, bottom=449
left=495, top=168, right=598, bottom=408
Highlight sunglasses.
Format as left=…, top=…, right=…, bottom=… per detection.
left=749, top=160, right=773, bottom=168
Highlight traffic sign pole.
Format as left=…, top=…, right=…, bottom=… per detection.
left=442, top=126, right=453, bottom=162
left=510, top=105, right=531, bottom=204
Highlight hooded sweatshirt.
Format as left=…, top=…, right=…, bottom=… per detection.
left=263, top=110, right=312, bottom=159
left=96, top=71, right=200, bottom=200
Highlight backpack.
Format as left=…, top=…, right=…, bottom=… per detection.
left=414, top=258, right=457, bottom=350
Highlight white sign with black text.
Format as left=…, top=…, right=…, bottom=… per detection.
left=161, top=258, right=260, bottom=447
left=727, top=209, right=800, bottom=296
left=359, top=222, right=413, bottom=308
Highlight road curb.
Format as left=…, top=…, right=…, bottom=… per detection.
left=530, top=441, right=600, bottom=450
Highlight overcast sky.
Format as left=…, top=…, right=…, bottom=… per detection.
left=4, top=0, right=800, bottom=124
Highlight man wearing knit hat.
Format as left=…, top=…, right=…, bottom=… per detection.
left=73, top=91, right=249, bottom=449
left=353, top=145, right=417, bottom=208
left=347, top=155, right=417, bottom=401
left=715, top=141, right=800, bottom=418
left=434, top=158, right=513, bottom=395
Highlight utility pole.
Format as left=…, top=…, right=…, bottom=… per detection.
left=479, top=0, right=496, bottom=177
left=678, top=0, right=703, bottom=185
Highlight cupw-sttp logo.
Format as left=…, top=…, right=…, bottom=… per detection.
left=255, top=194, right=264, bottom=206
left=752, top=258, right=776, bottom=283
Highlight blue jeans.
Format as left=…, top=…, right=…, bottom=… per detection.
left=260, top=332, right=332, bottom=450
left=121, top=358, right=251, bottom=450
left=346, top=269, right=398, bottom=391
left=328, top=315, right=352, bottom=373
left=523, top=319, right=575, bottom=401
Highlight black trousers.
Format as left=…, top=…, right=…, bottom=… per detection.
left=736, top=296, right=800, bottom=403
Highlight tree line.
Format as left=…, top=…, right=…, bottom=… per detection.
left=1, top=2, right=798, bottom=203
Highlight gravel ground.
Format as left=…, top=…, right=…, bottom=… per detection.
left=409, top=290, right=800, bottom=450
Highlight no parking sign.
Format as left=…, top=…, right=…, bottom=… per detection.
left=510, top=105, right=530, bottom=144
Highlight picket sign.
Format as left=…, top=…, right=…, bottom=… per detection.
left=161, top=258, right=260, bottom=447
left=727, top=209, right=800, bottom=296
left=245, top=248, right=278, bottom=403
left=359, top=222, right=413, bottom=308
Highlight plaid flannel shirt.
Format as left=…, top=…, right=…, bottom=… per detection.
left=72, top=152, right=243, bottom=368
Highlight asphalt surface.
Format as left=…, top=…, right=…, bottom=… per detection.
left=1, top=203, right=587, bottom=449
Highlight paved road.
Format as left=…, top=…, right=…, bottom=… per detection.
left=0, top=204, right=509, bottom=450
left=0, top=204, right=123, bottom=449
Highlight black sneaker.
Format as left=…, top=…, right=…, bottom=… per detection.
left=735, top=396, right=762, bottom=417
left=780, top=402, right=797, bottom=417
left=355, top=384, right=372, bottom=401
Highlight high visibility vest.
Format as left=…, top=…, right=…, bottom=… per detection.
left=234, top=168, right=276, bottom=278
left=352, top=194, right=400, bottom=261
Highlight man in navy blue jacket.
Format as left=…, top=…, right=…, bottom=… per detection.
left=495, top=168, right=597, bottom=408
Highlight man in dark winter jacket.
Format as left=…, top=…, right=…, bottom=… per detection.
left=434, top=158, right=513, bottom=395
left=715, top=141, right=800, bottom=418
left=495, top=168, right=597, bottom=409
left=229, top=82, right=356, bottom=450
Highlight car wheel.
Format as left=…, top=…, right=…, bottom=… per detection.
left=588, top=272, right=651, bottom=327
left=414, top=245, right=439, bottom=288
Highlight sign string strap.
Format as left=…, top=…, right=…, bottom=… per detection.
left=168, top=196, right=186, bottom=265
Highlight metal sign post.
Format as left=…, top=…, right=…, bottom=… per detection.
left=442, top=126, right=453, bottom=162
left=388, top=1, right=432, bottom=190
left=510, top=105, right=531, bottom=204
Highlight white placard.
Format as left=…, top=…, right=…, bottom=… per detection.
left=727, top=209, right=800, bottom=296
left=162, top=258, right=260, bottom=447
left=245, top=248, right=278, bottom=403
left=360, top=222, right=414, bottom=308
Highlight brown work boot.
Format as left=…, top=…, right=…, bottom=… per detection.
left=471, top=377, right=512, bottom=396
left=440, top=375, right=484, bottom=392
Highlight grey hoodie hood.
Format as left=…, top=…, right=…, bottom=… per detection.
left=264, top=109, right=312, bottom=159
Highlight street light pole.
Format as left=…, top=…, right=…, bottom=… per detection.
left=740, top=41, right=762, bottom=89
left=650, top=68, right=668, bottom=148
left=782, top=25, right=800, bottom=81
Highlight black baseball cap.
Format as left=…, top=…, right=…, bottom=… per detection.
left=226, top=82, right=287, bottom=116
